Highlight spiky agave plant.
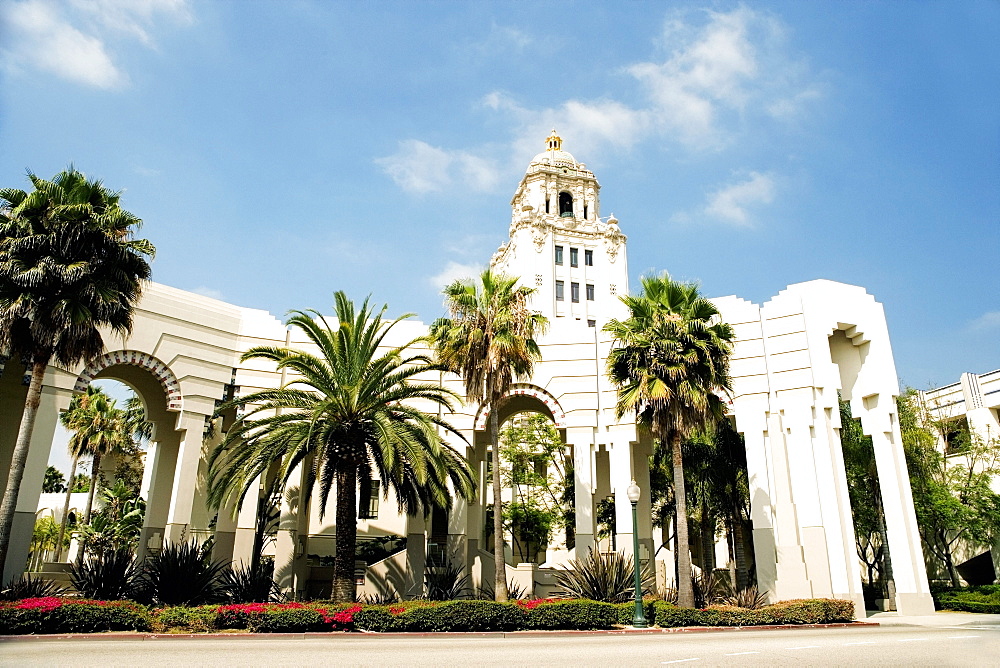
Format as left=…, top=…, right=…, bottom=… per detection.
left=1, top=573, right=69, bottom=601
left=142, top=541, right=227, bottom=605
left=554, top=549, right=654, bottom=603
left=70, top=549, right=143, bottom=600
left=723, top=584, right=769, bottom=609
left=221, top=560, right=284, bottom=603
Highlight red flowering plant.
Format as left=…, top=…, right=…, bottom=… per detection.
left=0, top=597, right=151, bottom=634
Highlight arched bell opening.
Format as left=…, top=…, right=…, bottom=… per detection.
left=559, top=191, right=574, bottom=218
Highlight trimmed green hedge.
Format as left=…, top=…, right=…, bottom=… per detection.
left=653, top=599, right=855, bottom=627
left=0, top=598, right=151, bottom=634
left=0, top=596, right=856, bottom=634
left=935, top=585, right=1000, bottom=614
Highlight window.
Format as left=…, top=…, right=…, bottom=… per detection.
left=585, top=249, right=593, bottom=266
left=555, top=280, right=564, bottom=301
left=587, top=319, right=596, bottom=328
left=545, top=198, right=550, bottom=214
left=570, top=247, right=579, bottom=267
left=583, top=204, right=588, bottom=219
left=555, top=245, right=563, bottom=265
left=359, top=480, right=380, bottom=519
left=571, top=282, right=580, bottom=303
left=586, top=284, right=595, bottom=301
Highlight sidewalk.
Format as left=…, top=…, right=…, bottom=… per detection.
left=867, top=610, right=1000, bottom=628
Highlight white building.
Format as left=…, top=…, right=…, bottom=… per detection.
left=917, top=370, right=1000, bottom=583
left=1, top=132, right=935, bottom=614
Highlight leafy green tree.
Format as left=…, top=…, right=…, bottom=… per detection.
left=0, top=168, right=153, bottom=573
left=498, top=413, right=573, bottom=562
left=71, top=474, right=90, bottom=493
left=209, top=293, right=475, bottom=602
left=899, top=391, right=1000, bottom=586
left=42, top=467, right=66, bottom=494
left=839, top=398, right=893, bottom=602
left=79, top=479, right=146, bottom=556
left=605, top=273, right=734, bottom=608
left=430, top=269, right=547, bottom=601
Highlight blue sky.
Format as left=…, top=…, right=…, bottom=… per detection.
left=2, top=0, right=998, bottom=395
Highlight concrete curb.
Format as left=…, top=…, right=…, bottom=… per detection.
left=0, top=621, right=878, bottom=641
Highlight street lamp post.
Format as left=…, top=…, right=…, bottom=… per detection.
left=627, top=479, right=647, bottom=628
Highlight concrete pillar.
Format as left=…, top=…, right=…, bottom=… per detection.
left=2, top=385, right=64, bottom=584
left=230, top=476, right=264, bottom=568
left=568, top=427, right=595, bottom=557
left=138, top=432, right=179, bottom=560
left=733, top=396, right=779, bottom=600
left=767, top=405, right=813, bottom=600
left=404, top=510, right=427, bottom=598
left=860, top=394, right=935, bottom=615
left=781, top=390, right=833, bottom=598
left=164, top=412, right=211, bottom=545
left=609, top=439, right=634, bottom=557
left=274, top=463, right=310, bottom=598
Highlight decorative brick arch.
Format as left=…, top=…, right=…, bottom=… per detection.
left=73, top=350, right=182, bottom=411
left=474, top=383, right=567, bottom=430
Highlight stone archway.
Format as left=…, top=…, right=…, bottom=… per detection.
left=73, top=350, right=182, bottom=412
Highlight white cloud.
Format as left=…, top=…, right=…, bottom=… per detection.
left=969, top=311, right=1000, bottom=331
left=428, top=261, right=482, bottom=289
left=703, top=171, right=775, bottom=225
left=384, top=7, right=821, bottom=195
left=0, top=0, right=191, bottom=88
left=375, top=140, right=499, bottom=194
left=189, top=286, right=225, bottom=301
left=2, top=0, right=125, bottom=88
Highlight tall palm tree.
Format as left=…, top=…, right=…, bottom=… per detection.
left=63, top=386, right=130, bottom=525
left=430, top=269, right=547, bottom=602
left=0, top=168, right=154, bottom=573
left=605, top=273, right=734, bottom=608
left=208, top=292, right=475, bottom=603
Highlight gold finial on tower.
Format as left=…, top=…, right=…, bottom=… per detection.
left=546, top=129, right=562, bottom=151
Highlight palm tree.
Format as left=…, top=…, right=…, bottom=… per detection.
left=0, top=168, right=154, bottom=573
left=208, top=292, right=475, bottom=603
left=605, top=273, right=734, bottom=608
left=429, top=269, right=547, bottom=602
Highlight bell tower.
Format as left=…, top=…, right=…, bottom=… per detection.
left=491, top=130, right=629, bottom=326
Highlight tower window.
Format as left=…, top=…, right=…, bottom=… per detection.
left=583, top=204, right=588, bottom=219
left=555, top=245, right=563, bottom=265
left=586, top=284, right=595, bottom=301
left=585, top=249, right=593, bottom=266
left=570, top=247, right=578, bottom=267
left=555, top=281, right=564, bottom=301
left=545, top=198, right=550, bottom=214
left=571, top=282, right=580, bottom=303
left=559, top=191, right=573, bottom=217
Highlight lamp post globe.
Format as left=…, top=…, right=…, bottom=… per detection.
left=628, top=479, right=648, bottom=628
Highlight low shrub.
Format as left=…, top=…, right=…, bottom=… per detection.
left=214, top=602, right=360, bottom=632
left=152, top=605, right=218, bottom=633
left=0, top=598, right=151, bottom=634
left=389, top=600, right=523, bottom=632
left=935, top=586, right=1000, bottom=614
left=614, top=598, right=657, bottom=626
left=522, top=599, right=619, bottom=629
left=653, top=598, right=855, bottom=628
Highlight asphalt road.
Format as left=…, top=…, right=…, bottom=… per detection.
left=2, top=623, right=998, bottom=667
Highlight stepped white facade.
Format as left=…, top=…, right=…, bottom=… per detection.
left=1, top=132, right=934, bottom=614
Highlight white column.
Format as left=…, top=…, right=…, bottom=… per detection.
left=274, top=463, right=309, bottom=597
left=734, top=396, right=778, bottom=600
left=860, top=394, right=935, bottom=615
left=609, top=435, right=635, bottom=557
left=164, top=412, right=211, bottom=545
left=404, top=510, right=426, bottom=598
left=568, top=427, right=595, bottom=557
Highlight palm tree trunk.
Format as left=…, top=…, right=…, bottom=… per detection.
left=54, top=457, right=79, bottom=562
left=83, top=453, right=102, bottom=525
left=0, top=358, right=48, bottom=575
left=672, top=433, right=695, bottom=608
left=333, top=466, right=358, bottom=603
left=491, top=409, right=509, bottom=602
